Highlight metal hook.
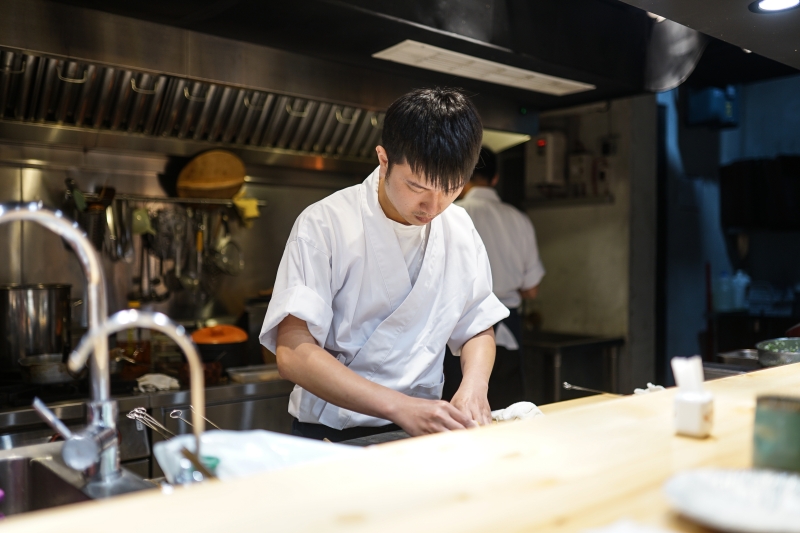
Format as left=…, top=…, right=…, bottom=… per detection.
left=0, top=60, right=26, bottom=75
left=335, top=109, right=356, bottom=124
left=243, top=94, right=266, bottom=110
left=183, top=86, right=207, bottom=102
left=56, top=65, right=88, bottom=84
left=285, top=101, right=310, bottom=118
left=131, top=78, right=156, bottom=95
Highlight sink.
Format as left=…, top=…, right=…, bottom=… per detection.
left=0, top=442, right=89, bottom=516
left=0, top=442, right=153, bottom=517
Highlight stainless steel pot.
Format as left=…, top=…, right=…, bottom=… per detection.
left=756, top=337, right=800, bottom=367
left=0, top=284, right=72, bottom=372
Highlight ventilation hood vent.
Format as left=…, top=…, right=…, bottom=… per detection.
left=0, top=49, right=384, bottom=166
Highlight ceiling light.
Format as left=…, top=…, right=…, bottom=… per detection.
left=749, top=0, right=800, bottom=12
left=372, top=40, right=595, bottom=96
left=482, top=129, right=531, bottom=153
left=646, top=12, right=666, bottom=22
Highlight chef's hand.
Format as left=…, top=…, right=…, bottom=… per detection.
left=450, top=383, right=492, bottom=426
left=391, top=397, right=478, bottom=436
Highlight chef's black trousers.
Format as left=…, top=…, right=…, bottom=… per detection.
left=442, top=307, right=525, bottom=410
left=292, top=419, right=402, bottom=442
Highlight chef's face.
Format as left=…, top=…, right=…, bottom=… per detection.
left=376, top=146, right=464, bottom=226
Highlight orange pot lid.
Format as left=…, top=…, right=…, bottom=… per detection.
left=192, top=325, right=248, bottom=344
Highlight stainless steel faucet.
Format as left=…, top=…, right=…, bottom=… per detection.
left=0, top=203, right=205, bottom=495
left=68, top=309, right=207, bottom=453
left=0, top=202, right=120, bottom=483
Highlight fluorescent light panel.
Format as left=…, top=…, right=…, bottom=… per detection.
left=482, top=129, right=531, bottom=153
left=373, top=40, right=595, bottom=96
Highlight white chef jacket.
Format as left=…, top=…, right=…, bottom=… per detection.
left=260, top=167, right=509, bottom=429
left=456, top=187, right=545, bottom=310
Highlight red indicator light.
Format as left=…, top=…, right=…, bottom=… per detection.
left=537, top=139, right=547, bottom=147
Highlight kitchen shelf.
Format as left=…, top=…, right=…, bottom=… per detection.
left=80, top=192, right=267, bottom=208
left=524, top=194, right=614, bottom=209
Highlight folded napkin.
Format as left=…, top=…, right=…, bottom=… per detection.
left=137, top=373, right=180, bottom=392
left=491, top=401, right=544, bottom=422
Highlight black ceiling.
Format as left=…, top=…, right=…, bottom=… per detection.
left=46, top=0, right=798, bottom=110
left=618, top=0, right=800, bottom=72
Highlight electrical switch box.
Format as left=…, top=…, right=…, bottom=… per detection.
left=525, top=132, right=566, bottom=198
left=568, top=153, right=594, bottom=196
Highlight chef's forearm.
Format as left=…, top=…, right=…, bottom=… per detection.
left=275, top=315, right=408, bottom=421
left=458, top=327, right=495, bottom=391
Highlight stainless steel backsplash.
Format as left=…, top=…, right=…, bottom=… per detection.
left=0, top=141, right=362, bottom=326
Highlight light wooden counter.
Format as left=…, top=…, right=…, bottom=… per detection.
left=6, top=364, right=800, bottom=533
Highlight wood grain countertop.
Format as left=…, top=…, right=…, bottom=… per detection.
left=5, top=364, right=800, bottom=533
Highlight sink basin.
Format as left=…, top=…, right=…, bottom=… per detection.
left=0, top=441, right=154, bottom=517
left=0, top=442, right=89, bottom=516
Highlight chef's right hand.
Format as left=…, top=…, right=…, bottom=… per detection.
left=391, top=397, right=479, bottom=436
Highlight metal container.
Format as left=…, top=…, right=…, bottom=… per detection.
left=191, top=325, right=248, bottom=371
left=718, top=349, right=761, bottom=369
left=227, top=364, right=281, bottom=384
left=0, top=284, right=71, bottom=372
left=756, top=337, right=800, bottom=367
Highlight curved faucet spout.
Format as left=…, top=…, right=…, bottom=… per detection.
left=0, top=202, right=119, bottom=482
left=70, top=310, right=206, bottom=453
left=0, top=202, right=109, bottom=400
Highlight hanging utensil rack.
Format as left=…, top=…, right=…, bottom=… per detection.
left=77, top=192, right=267, bottom=208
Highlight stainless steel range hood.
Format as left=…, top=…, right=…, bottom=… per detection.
left=0, top=0, right=537, bottom=174
left=0, top=48, right=384, bottom=174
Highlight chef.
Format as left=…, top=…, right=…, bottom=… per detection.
left=260, top=88, right=509, bottom=442
left=446, top=147, right=545, bottom=409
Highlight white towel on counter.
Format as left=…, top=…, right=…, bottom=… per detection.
left=633, top=383, right=666, bottom=395
left=137, top=373, right=179, bottom=392
left=491, top=401, right=544, bottom=422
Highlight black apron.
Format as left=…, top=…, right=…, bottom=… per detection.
left=442, top=307, right=525, bottom=410
left=292, top=419, right=402, bottom=442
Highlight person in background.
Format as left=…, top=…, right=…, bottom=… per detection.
left=443, top=147, right=545, bottom=409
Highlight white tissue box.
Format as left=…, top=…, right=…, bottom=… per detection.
left=674, top=391, right=713, bottom=438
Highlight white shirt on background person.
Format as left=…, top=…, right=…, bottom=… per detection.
left=457, top=186, right=544, bottom=350
left=457, top=186, right=545, bottom=310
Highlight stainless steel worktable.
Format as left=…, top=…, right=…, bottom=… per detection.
left=0, top=379, right=294, bottom=478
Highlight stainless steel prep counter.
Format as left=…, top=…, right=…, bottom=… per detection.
left=0, top=379, right=294, bottom=478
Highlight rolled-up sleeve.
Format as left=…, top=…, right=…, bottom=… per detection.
left=448, top=230, right=509, bottom=354
left=259, top=235, right=334, bottom=354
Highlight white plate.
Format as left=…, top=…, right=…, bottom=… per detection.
left=663, top=469, right=800, bottom=533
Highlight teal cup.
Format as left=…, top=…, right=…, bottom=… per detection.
left=753, top=395, right=800, bottom=473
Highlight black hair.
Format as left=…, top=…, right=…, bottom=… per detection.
left=381, top=87, right=483, bottom=193
left=471, top=147, right=497, bottom=182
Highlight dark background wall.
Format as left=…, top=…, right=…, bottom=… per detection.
left=659, top=73, right=800, bottom=383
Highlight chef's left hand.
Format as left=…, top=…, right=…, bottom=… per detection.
left=450, top=384, right=491, bottom=426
